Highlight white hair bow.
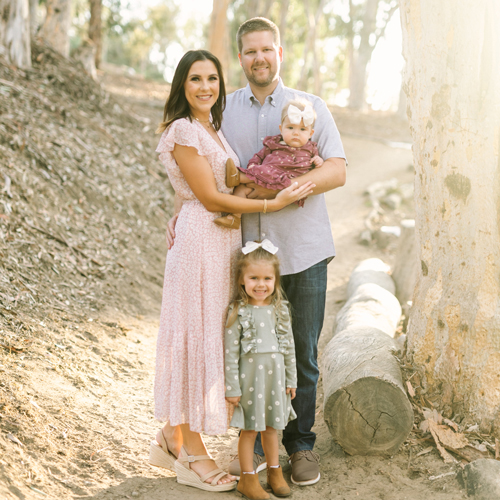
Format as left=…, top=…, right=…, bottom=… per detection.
left=242, top=239, right=279, bottom=255
left=286, top=104, right=315, bottom=127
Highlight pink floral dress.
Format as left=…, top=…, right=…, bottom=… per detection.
left=154, top=118, right=241, bottom=435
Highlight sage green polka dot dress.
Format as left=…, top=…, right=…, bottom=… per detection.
left=224, top=301, right=297, bottom=431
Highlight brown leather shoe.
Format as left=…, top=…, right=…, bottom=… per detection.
left=267, top=466, right=291, bottom=497
left=237, top=472, right=270, bottom=500
left=226, top=158, right=240, bottom=187
left=289, top=450, right=320, bottom=486
left=214, top=214, right=241, bottom=229
left=229, top=453, right=267, bottom=479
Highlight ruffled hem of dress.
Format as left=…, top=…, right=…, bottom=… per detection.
left=229, top=396, right=297, bottom=431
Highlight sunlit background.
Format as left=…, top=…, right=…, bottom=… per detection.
left=71, top=0, right=405, bottom=112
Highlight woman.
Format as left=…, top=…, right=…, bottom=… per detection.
left=149, top=49, right=314, bottom=492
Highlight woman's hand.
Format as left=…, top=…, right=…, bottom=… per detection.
left=226, top=396, right=241, bottom=407
left=286, top=387, right=296, bottom=400
left=272, top=181, right=315, bottom=210
left=165, top=213, right=179, bottom=249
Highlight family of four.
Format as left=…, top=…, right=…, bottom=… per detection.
left=149, top=17, right=346, bottom=500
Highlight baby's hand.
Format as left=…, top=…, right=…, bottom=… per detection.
left=226, top=396, right=241, bottom=406
left=311, top=155, right=324, bottom=168
left=286, top=388, right=296, bottom=400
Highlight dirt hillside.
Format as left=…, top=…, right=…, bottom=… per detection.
left=0, top=43, right=493, bottom=500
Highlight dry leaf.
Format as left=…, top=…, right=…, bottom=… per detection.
left=415, top=446, right=433, bottom=457
left=6, top=433, right=23, bottom=446
left=406, top=380, right=415, bottom=397
left=431, top=425, right=468, bottom=449
left=428, top=420, right=456, bottom=463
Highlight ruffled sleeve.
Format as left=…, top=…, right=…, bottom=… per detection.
left=238, top=305, right=258, bottom=354
left=156, top=118, right=213, bottom=163
left=276, top=302, right=297, bottom=388
left=224, top=304, right=242, bottom=398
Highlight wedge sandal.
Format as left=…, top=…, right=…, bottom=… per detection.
left=149, top=429, right=177, bottom=470
left=174, top=446, right=237, bottom=492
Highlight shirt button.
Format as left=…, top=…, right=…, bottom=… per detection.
left=261, top=114, right=265, bottom=117
left=262, top=233, right=266, bottom=236
left=260, top=137, right=264, bottom=141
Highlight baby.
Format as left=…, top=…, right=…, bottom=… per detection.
left=214, top=98, right=323, bottom=229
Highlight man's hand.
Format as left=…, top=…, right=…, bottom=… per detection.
left=311, top=155, right=324, bottom=168
left=165, top=213, right=179, bottom=249
left=226, top=396, right=241, bottom=406
left=286, top=387, right=296, bottom=400
left=246, top=183, right=279, bottom=200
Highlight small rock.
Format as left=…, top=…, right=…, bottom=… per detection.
left=382, top=193, right=402, bottom=210
left=359, top=230, right=372, bottom=246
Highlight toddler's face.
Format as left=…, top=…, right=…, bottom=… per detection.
left=240, top=260, right=276, bottom=306
left=279, top=116, right=314, bottom=148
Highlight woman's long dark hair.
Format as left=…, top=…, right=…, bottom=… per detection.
left=156, top=50, right=226, bottom=134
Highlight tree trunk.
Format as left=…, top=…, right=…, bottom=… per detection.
left=0, top=0, right=32, bottom=68
left=38, top=0, right=71, bottom=57
left=297, top=0, right=326, bottom=91
left=208, top=0, right=230, bottom=79
left=278, top=0, right=290, bottom=78
left=392, top=219, right=418, bottom=306
left=348, top=0, right=378, bottom=109
left=399, top=0, right=500, bottom=433
left=29, top=0, right=38, bottom=36
left=88, top=0, right=102, bottom=68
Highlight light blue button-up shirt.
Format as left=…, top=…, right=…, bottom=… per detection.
left=221, top=79, right=346, bottom=276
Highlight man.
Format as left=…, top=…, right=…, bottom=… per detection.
left=221, top=18, right=346, bottom=486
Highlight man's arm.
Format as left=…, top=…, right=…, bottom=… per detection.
left=246, top=156, right=346, bottom=199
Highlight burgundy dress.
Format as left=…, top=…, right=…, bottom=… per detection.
left=238, top=134, right=319, bottom=206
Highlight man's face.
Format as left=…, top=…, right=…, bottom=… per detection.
left=238, top=30, right=282, bottom=88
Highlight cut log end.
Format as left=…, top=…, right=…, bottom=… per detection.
left=324, top=376, right=414, bottom=456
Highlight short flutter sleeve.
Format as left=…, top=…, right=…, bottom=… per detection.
left=155, top=119, right=212, bottom=199
left=155, top=118, right=235, bottom=199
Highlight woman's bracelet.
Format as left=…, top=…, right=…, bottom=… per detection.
left=263, top=199, right=267, bottom=214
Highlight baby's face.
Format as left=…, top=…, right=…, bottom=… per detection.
left=279, top=116, right=314, bottom=148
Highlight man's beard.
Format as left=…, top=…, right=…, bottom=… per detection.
left=244, top=64, right=278, bottom=88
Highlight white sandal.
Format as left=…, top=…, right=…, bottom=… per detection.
left=174, top=446, right=237, bottom=492
left=149, top=429, right=177, bottom=470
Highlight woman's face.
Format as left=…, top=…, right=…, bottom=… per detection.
left=183, top=60, right=220, bottom=118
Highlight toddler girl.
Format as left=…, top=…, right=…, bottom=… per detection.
left=224, top=240, right=297, bottom=500
left=215, top=98, right=324, bottom=229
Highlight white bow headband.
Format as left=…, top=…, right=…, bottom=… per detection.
left=286, top=104, right=315, bottom=127
left=242, top=239, right=279, bottom=255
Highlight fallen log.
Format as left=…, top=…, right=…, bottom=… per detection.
left=347, top=258, right=395, bottom=297
left=458, top=459, right=500, bottom=499
left=322, top=326, right=414, bottom=456
left=335, top=283, right=402, bottom=338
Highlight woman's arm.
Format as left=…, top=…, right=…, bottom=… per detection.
left=173, top=144, right=314, bottom=214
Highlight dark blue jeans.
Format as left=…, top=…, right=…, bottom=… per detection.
left=255, top=259, right=328, bottom=456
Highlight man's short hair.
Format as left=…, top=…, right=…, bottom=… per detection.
left=236, top=17, right=280, bottom=54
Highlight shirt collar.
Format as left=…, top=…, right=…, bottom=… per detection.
left=244, top=78, right=285, bottom=107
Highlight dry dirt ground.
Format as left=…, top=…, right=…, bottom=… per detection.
left=0, top=49, right=477, bottom=500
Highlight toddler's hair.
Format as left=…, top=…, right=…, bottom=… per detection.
left=281, top=98, right=317, bottom=127
left=227, top=246, right=287, bottom=327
